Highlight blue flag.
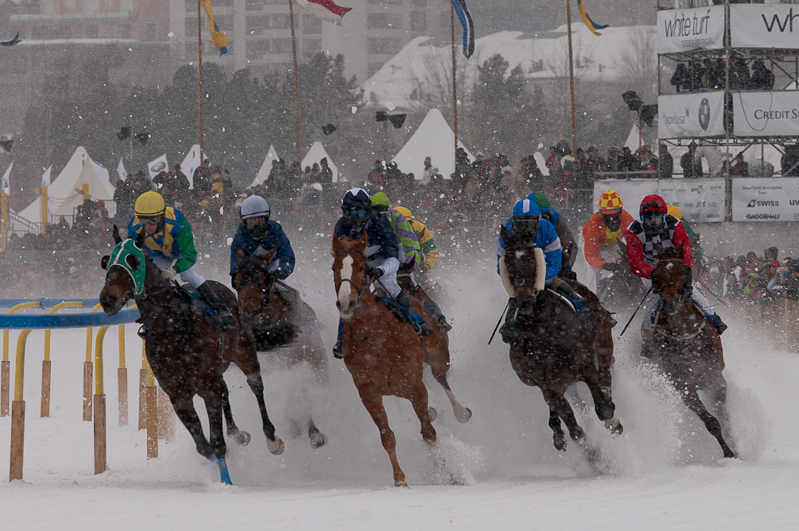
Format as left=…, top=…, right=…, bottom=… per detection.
left=578, top=0, right=609, bottom=36
left=452, top=0, right=474, bottom=59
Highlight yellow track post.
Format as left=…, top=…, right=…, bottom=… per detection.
left=118, top=324, right=128, bottom=427
left=138, top=341, right=146, bottom=430
left=145, top=356, right=158, bottom=459
left=83, top=303, right=103, bottom=421
left=41, top=301, right=83, bottom=417
left=2, top=302, right=40, bottom=417
left=94, top=326, right=109, bottom=475
left=9, top=329, right=32, bottom=481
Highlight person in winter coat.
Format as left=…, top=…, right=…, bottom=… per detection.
left=581, top=190, right=636, bottom=294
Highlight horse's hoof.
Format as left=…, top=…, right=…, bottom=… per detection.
left=394, top=479, right=409, bottom=488
left=310, top=431, right=327, bottom=449
left=455, top=407, right=472, bottom=424
left=604, top=417, right=623, bottom=435
left=235, top=431, right=252, bottom=446
left=723, top=447, right=737, bottom=459
left=553, top=435, right=567, bottom=452
left=267, top=436, right=285, bottom=456
left=428, top=407, right=438, bottom=422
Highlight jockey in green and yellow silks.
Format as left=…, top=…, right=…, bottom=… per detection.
left=128, top=190, right=233, bottom=325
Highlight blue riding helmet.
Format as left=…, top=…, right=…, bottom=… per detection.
left=512, top=198, right=541, bottom=239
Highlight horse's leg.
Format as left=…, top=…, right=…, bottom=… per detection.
left=548, top=409, right=567, bottom=451
left=709, top=376, right=736, bottom=452
left=170, top=395, right=214, bottom=459
left=429, top=365, right=472, bottom=424
left=682, top=386, right=736, bottom=459
left=357, top=383, right=407, bottom=487
left=246, top=374, right=285, bottom=455
left=202, top=391, right=232, bottom=485
left=219, top=376, right=251, bottom=446
left=580, top=365, right=623, bottom=434
left=545, top=390, right=585, bottom=444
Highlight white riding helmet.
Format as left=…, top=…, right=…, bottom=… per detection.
left=240, top=195, right=271, bottom=220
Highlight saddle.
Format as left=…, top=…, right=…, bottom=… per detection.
left=137, top=285, right=217, bottom=340
left=376, top=296, right=425, bottom=327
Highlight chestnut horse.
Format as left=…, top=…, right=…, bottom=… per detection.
left=332, top=231, right=448, bottom=487
left=396, top=259, right=471, bottom=424
left=650, top=248, right=736, bottom=459
left=501, top=225, right=622, bottom=454
left=233, top=248, right=328, bottom=448
left=99, top=228, right=284, bottom=484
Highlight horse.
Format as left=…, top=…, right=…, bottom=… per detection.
left=332, top=231, right=451, bottom=487
left=99, top=227, right=285, bottom=484
left=233, top=248, right=328, bottom=448
left=396, top=259, right=472, bottom=424
left=649, top=247, right=736, bottom=459
left=500, top=225, right=622, bottom=455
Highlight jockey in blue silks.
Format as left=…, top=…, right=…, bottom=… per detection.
left=496, top=198, right=590, bottom=344
left=230, top=195, right=295, bottom=283
left=331, top=187, right=432, bottom=358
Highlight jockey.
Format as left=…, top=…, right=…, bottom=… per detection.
left=529, top=192, right=578, bottom=278
left=368, top=191, right=422, bottom=271
left=391, top=204, right=451, bottom=332
left=625, top=195, right=727, bottom=356
left=497, top=198, right=590, bottom=344
left=581, top=190, right=636, bottom=294
left=128, top=190, right=233, bottom=325
left=332, top=188, right=432, bottom=358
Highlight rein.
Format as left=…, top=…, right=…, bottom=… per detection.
left=653, top=315, right=706, bottom=341
left=335, top=248, right=383, bottom=339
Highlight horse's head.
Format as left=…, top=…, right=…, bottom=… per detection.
left=652, top=246, right=688, bottom=313
left=233, top=247, right=277, bottom=318
left=100, top=226, right=154, bottom=314
left=332, top=230, right=369, bottom=320
left=500, top=224, right=546, bottom=314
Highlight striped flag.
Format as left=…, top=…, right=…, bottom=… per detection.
left=295, top=0, right=352, bottom=26
left=201, top=0, right=228, bottom=55
left=452, top=0, right=475, bottom=59
left=578, top=0, right=609, bottom=36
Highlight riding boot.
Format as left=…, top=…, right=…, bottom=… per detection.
left=396, top=291, right=433, bottom=337
left=421, top=294, right=453, bottom=333
left=196, top=282, right=234, bottom=326
left=555, top=281, right=592, bottom=319
left=640, top=339, right=656, bottom=359
left=333, top=319, right=344, bottom=359
left=705, top=313, right=728, bottom=335
left=498, top=298, right=518, bottom=344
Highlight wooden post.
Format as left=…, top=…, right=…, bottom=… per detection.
left=83, top=361, right=92, bottom=421
left=157, top=386, right=175, bottom=442
left=146, top=385, right=158, bottom=459
left=566, top=0, right=578, bottom=154
left=288, top=0, right=303, bottom=164
left=0, top=360, right=8, bottom=417
left=9, top=400, right=24, bottom=481
left=138, top=368, right=147, bottom=430
left=40, top=185, right=48, bottom=235
left=94, top=394, right=106, bottom=474
left=118, top=368, right=128, bottom=427
left=40, top=360, right=51, bottom=417
left=450, top=2, right=459, bottom=163
left=198, top=0, right=205, bottom=162
left=1, top=189, right=8, bottom=252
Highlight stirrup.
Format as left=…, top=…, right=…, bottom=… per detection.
left=438, top=316, right=453, bottom=333
left=332, top=343, right=343, bottom=359
left=415, top=321, right=433, bottom=337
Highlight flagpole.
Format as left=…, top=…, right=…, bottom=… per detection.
left=566, top=0, right=578, bottom=154
left=1, top=189, right=7, bottom=252
left=450, top=2, right=459, bottom=168
left=288, top=0, right=303, bottom=165
left=198, top=0, right=205, bottom=163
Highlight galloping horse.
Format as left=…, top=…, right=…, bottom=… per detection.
left=396, top=259, right=472, bottom=424
left=99, top=227, right=284, bottom=484
left=233, top=248, right=328, bottom=448
left=650, top=248, right=736, bottom=459
left=501, top=225, right=621, bottom=454
left=332, top=231, right=447, bottom=487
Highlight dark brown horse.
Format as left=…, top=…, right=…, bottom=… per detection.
left=233, top=248, right=328, bottom=448
left=99, top=228, right=284, bottom=484
left=396, top=259, right=471, bottom=423
left=501, top=225, right=621, bottom=455
left=332, top=231, right=451, bottom=487
left=650, top=248, right=736, bottom=459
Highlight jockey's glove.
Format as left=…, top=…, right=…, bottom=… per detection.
left=602, top=262, right=618, bottom=272
left=161, top=267, right=176, bottom=282
left=367, top=267, right=384, bottom=278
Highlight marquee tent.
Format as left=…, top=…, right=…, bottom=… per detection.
left=252, top=145, right=280, bottom=187
left=302, top=142, right=339, bottom=182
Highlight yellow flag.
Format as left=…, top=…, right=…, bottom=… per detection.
left=201, top=0, right=228, bottom=54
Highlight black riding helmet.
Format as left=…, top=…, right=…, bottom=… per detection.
left=342, top=188, right=372, bottom=233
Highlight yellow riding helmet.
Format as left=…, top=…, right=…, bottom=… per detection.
left=393, top=205, right=413, bottom=221
left=667, top=204, right=683, bottom=220
left=598, top=189, right=623, bottom=214
left=134, top=191, right=166, bottom=217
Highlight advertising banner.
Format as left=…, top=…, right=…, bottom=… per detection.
left=657, top=5, right=725, bottom=53
left=593, top=178, right=725, bottom=224
left=731, top=5, right=799, bottom=49
left=732, top=178, right=799, bottom=222
left=733, top=91, right=799, bottom=137
left=658, top=91, right=726, bottom=139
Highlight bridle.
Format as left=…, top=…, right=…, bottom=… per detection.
left=653, top=257, right=690, bottom=312
left=334, top=248, right=372, bottom=312
left=235, top=261, right=275, bottom=314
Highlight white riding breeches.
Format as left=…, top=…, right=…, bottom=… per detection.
left=150, top=255, right=205, bottom=289
left=366, top=255, right=401, bottom=298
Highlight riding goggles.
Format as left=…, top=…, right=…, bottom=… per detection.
left=513, top=216, right=539, bottom=235
left=343, top=206, right=369, bottom=219
left=640, top=201, right=666, bottom=214
left=642, top=214, right=665, bottom=228
left=138, top=216, right=160, bottom=227
left=245, top=216, right=267, bottom=230
left=602, top=212, right=622, bottom=230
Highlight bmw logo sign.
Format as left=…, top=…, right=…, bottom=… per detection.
left=151, top=161, right=167, bottom=173
left=698, top=98, right=710, bottom=131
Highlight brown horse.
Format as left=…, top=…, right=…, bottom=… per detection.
left=501, top=225, right=621, bottom=455
left=99, top=228, right=284, bottom=484
left=650, top=248, right=736, bottom=459
left=332, top=231, right=449, bottom=487
left=233, top=247, right=328, bottom=448
left=396, top=259, right=471, bottom=424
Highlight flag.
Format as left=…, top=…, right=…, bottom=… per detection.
left=117, top=158, right=128, bottom=182
left=147, top=154, right=168, bottom=180
left=41, top=166, right=52, bottom=188
left=201, top=0, right=228, bottom=55
left=452, top=0, right=475, bottom=59
left=295, top=0, right=352, bottom=26
left=578, top=0, right=609, bottom=36
left=0, top=33, right=21, bottom=47
left=187, top=155, right=200, bottom=185
left=1, top=161, right=11, bottom=195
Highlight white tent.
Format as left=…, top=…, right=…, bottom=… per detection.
left=180, top=144, right=202, bottom=189
left=19, top=146, right=115, bottom=225
left=391, top=109, right=474, bottom=181
left=302, top=142, right=339, bottom=182
left=252, top=145, right=280, bottom=187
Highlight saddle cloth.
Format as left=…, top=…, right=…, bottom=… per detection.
left=376, top=296, right=425, bottom=326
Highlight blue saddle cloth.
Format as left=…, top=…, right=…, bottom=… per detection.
left=178, top=284, right=223, bottom=323
left=376, top=296, right=425, bottom=325
left=547, top=288, right=585, bottom=313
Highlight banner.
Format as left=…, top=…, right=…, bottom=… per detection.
left=147, top=154, right=168, bottom=180
left=658, top=91, right=726, bottom=139
left=594, top=178, right=726, bottom=224
left=1, top=161, right=11, bottom=195
left=41, top=166, right=51, bottom=188
left=657, top=5, right=724, bottom=53
left=732, top=178, right=799, bottom=222
left=733, top=91, right=799, bottom=137
left=117, top=158, right=128, bottom=182
left=731, top=5, right=799, bottom=49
